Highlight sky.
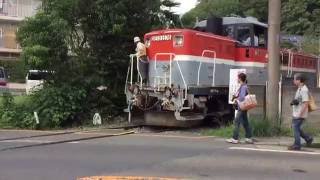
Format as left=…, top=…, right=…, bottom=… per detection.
left=171, top=0, right=198, bottom=15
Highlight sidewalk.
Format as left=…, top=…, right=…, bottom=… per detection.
left=251, top=136, right=320, bottom=152
left=7, top=83, right=26, bottom=90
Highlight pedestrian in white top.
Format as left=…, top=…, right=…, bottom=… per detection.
left=288, top=73, right=313, bottom=151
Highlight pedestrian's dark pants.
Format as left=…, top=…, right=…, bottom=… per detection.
left=233, top=110, right=252, bottom=140
left=138, top=56, right=149, bottom=83
left=292, top=118, right=312, bottom=148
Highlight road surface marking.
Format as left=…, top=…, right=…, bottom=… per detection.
left=229, top=147, right=320, bottom=155
left=78, top=176, right=181, bottom=180
left=0, top=129, right=62, bottom=133
left=2, top=140, right=53, bottom=143
left=2, top=139, right=81, bottom=144
left=133, top=134, right=215, bottom=139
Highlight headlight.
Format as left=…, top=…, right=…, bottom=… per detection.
left=173, top=35, right=184, bottom=47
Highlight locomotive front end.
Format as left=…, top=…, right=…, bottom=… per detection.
left=125, top=30, right=209, bottom=126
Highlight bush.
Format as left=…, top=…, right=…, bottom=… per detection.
left=0, top=93, right=35, bottom=129
left=31, top=84, right=87, bottom=128
left=0, top=82, right=126, bottom=129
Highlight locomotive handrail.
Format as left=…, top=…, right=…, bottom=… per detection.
left=175, top=60, right=188, bottom=100
left=154, top=53, right=189, bottom=103
left=136, top=57, right=144, bottom=87
left=290, top=51, right=294, bottom=77
left=287, top=50, right=291, bottom=77
left=280, top=51, right=284, bottom=81
left=198, top=50, right=217, bottom=86
left=287, top=50, right=294, bottom=77
left=125, top=54, right=142, bottom=95
left=154, top=53, right=175, bottom=89
left=130, top=54, right=134, bottom=85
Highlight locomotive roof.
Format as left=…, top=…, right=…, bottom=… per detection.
left=196, top=17, right=268, bottom=28
left=145, top=29, right=236, bottom=42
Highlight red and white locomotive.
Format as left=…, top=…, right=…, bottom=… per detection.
left=125, top=17, right=320, bottom=126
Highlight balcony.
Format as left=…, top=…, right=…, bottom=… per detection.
left=0, top=1, right=40, bottom=21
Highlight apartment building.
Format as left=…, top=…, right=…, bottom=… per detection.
left=0, top=0, right=41, bottom=60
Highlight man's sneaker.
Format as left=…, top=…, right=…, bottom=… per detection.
left=306, top=137, right=314, bottom=147
left=288, top=145, right=301, bottom=151
left=245, top=138, right=254, bottom=144
left=226, top=138, right=239, bottom=144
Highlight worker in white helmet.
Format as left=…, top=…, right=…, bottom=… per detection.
left=134, top=36, right=148, bottom=84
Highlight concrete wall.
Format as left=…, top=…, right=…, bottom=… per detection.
left=247, top=85, right=320, bottom=128
left=281, top=86, right=320, bottom=128
left=247, top=85, right=266, bottom=119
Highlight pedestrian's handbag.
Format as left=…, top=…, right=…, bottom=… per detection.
left=237, top=87, right=258, bottom=111
left=308, top=93, right=317, bottom=112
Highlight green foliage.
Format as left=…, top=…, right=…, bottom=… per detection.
left=31, top=85, right=87, bottom=128
left=202, top=125, right=235, bottom=137
left=282, top=0, right=320, bottom=36
left=183, top=0, right=320, bottom=37
left=301, top=36, right=320, bottom=55
left=182, top=0, right=242, bottom=27
left=17, top=11, right=69, bottom=75
left=239, top=0, right=268, bottom=22
left=14, top=0, right=178, bottom=128
left=0, top=93, right=35, bottom=129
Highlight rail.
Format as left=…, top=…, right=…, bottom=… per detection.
left=197, top=50, right=217, bottom=86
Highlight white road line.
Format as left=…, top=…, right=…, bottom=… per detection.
left=2, top=140, right=53, bottom=143
left=229, top=147, right=320, bottom=155
left=2, top=139, right=80, bottom=144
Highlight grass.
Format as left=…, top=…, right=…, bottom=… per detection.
left=203, top=118, right=320, bottom=138
left=0, top=95, right=30, bottom=108
left=202, top=117, right=294, bottom=138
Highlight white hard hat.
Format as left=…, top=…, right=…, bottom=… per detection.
left=134, top=36, right=141, bottom=43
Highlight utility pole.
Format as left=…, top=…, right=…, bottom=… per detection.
left=266, top=0, right=281, bottom=123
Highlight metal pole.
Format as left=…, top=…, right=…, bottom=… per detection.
left=266, top=0, right=281, bottom=123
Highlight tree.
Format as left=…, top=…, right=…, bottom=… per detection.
left=16, top=0, right=179, bottom=127
left=183, top=0, right=320, bottom=37
left=282, top=0, right=320, bottom=36
left=17, top=12, right=70, bottom=81
left=182, top=0, right=242, bottom=27
left=239, top=0, right=268, bottom=22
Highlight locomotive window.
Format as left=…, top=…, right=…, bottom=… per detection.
left=224, top=26, right=235, bottom=39
left=237, top=26, right=251, bottom=44
left=254, top=25, right=267, bottom=48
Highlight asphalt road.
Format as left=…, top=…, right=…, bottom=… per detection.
left=0, top=129, right=319, bottom=180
